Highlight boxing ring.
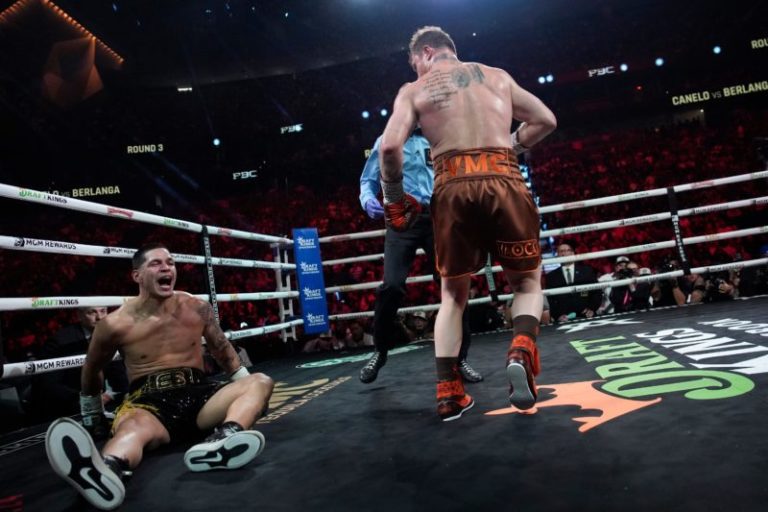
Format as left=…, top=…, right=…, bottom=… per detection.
left=1, top=169, right=768, bottom=511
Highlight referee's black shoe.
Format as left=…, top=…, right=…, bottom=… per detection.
left=359, top=351, right=387, bottom=383
left=458, top=359, right=484, bottom=383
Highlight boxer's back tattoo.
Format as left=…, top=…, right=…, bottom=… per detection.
left=424, top=64, right=486, bottom=110
left=469, top=64, right=485, bottom=83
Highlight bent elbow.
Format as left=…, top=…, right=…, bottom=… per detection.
left=379, top=143, right=401, bottom=159
left=544, top=112, right=557, bottom=133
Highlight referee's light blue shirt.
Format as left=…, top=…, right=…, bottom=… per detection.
left=359, top=134, right=434, bottom=210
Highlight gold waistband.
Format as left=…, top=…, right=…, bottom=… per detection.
left=131, top=367, right=206, bottom=392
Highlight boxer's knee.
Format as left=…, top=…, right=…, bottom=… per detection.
left=112, top=409, right=169, bottom=447
left=249, top=372, right=274, bottom=394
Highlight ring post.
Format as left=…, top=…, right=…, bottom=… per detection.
left=200, top=225, right=220, bottom=322
left=666, top=187, right=691, bottom=275
left=292, top=228, right=329, bottom=335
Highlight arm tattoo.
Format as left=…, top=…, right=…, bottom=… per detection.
left=198, top=302, right=231, bottom=352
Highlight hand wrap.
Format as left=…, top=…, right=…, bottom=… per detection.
left=381, top=180, right=421, bottom=231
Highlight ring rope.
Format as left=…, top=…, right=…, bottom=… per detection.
left=0, top=291, right=299, bottom=312
left=2, top=170, right=766, bottom=380
left=320, top=195, right=767, bottom=269
left=0, top=183, right=292, bottom=244
left=0, top=236, right=295, bottom=270
left=0, top=318, right=305, bottom=379
left=5, top=256, right=766, bottom=380
left=537, top=170, right=768, bottom=214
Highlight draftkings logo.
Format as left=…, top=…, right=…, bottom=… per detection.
left=296, top=236, right=317, bottom=250
left=302, top=287, right=323, bottom=300
left=487, top=316, right=764, bottom=432
left=306, top=312, right=327, bottom=327
left=299, top=262, right=320, bottom=275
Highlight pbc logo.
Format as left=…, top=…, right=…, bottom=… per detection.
left=14, top=238, right=25, bottom=247
left=25, top=362, right=36, bottom=375
left=232, top=170, right=258, bottom=180
left=424, top=148, right=433, bottom=168
left=588, top=65, right=615, bottom=78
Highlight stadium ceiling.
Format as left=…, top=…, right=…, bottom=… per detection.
left=0, top=0, right=763, bottom=87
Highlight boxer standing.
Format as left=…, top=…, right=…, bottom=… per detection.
left=379, top=26, right=556, bottom=421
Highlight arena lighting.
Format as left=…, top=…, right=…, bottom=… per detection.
left=537, top=76, right=546, bottom=84
left=212, top=138, right=221, bottom=147
left=655, top=57, right=665, bottom=67
left=620, top=63, right=629, bottom=72
left=380, top=108, right=388, bottom=117
left=176, top=86, right=193, bottom=92
left=21, top=0, right=124, bottom=65
left=0, top=1, right=124, bottom=67
left=545, top=74, right=554, bottom=83
left=361, top=110, right=370, bottom=119
left=713, top=45, right=722, bottom=54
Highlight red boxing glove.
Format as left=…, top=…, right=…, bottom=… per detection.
left=381, top=179, right=422, bottom=231
left=384, top=195, right=422, bottom=231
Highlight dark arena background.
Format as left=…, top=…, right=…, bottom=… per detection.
left=1, top=0, right=768, bottom=510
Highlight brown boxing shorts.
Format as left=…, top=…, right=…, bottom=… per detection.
left=431, top=147, right=541, bottom=278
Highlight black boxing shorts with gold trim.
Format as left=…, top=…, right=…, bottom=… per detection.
left=112, top=367, right=226, bottom=439
left=431, top=147, right=541, bottom=277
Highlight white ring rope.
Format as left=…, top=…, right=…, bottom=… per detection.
left=537, top=170, right=768, bottom=214
left=541, top=196, right=768, bottom=238
left=5, top=256, right=766, bottom=379
left=0, top=183, right=292, bottom=244
left=2, top=170, right=766, bottom=379
left=0, top=291, right=300, bottom=312
left=319, top=192, right=768, bottom=272
left=0, top=236, right=295, bottom=271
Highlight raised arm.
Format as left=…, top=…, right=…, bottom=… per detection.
left=198, top=299, right=242, bottom=375
left=509, top=75, right=557, bottom=152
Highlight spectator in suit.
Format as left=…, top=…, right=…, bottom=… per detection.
left=27, top=307, right=128, bottom=422
left=545, top=241, right=602, bottom=322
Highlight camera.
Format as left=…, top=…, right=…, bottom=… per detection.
left=660, top=262, right=678, bottom=273
left=615, top=268, right=635, bottom=279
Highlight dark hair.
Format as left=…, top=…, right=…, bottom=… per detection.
left=409, top=26, right=457, bottom=56
left=132, top=243, right=169, bottom=269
